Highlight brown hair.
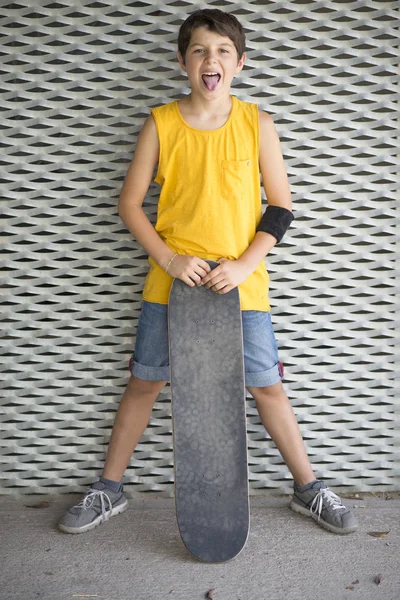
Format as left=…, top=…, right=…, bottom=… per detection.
left=178, top=9, right=246, bottom=65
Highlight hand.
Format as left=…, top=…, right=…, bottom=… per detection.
left=167, top=254, right=211, bottom=287
left=201, top=258, right=252, bottom=294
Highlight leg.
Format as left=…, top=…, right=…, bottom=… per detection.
left=247, top=381, right=316, bottom=486
left=58, top=375, right=167, bottom=534
left=101, top=375, right=167, bottom=482
left=247, top=379, right=358, bottom=535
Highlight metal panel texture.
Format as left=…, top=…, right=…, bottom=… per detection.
left=1, top=1, right=398, bottom=496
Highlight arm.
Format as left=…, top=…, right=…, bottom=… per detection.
left=119, top=114, right=211, bottom=285
left=237, top=109, right=293, bottom=272
left=202, top=110, right=293, bottom=292
left=118, top=114, right=175, bottom=271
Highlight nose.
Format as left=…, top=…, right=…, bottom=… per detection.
left=204, top=50, right=218, bottom=63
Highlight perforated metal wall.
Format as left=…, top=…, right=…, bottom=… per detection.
left=1, top=1, right=398, bottom=496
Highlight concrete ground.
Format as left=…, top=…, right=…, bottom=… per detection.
left=1, top=493, right=399, bottom=600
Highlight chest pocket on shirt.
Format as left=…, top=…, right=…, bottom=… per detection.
left=221, top=159, right=252, bottom=201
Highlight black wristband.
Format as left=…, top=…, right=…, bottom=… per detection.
left=256, top=205, right=294, bottom=244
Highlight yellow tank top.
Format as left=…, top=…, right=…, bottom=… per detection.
left=142, top=94, right=271, bottom=311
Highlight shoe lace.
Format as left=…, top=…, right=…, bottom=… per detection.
left=309, top=489, right=346, bottom=522
left=75, top=489, right=113, bottom=523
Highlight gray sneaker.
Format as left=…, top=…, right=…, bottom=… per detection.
left=58, top=481, right=128, bottom=534
left=289, top=480, right=358, bottom=534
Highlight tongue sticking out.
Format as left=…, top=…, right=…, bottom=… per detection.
left=202, top=74, right=220, bottom=91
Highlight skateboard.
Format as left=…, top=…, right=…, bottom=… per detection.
left=168, top=260, right=249, bottom=563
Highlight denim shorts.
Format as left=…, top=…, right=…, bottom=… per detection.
left=129, top=300, right=283, bottom=388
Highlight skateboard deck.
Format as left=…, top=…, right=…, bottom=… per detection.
left=168, top=260, right=249, bottom=563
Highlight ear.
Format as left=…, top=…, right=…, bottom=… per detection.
left=177, top=51, right=186, bottom=71
left=235, top=52, right=246, bottom=74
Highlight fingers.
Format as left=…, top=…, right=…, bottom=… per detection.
left=208, top=280, right=227, bottom=293
left=188, top=269, right=230, bottom=293
left=199, top=259, right=212, bottom=274
left=176, top=256, right=212, bottom=287
left=201, top=267, right=226, bottom=292
left=201, top=264, right=219, bottom=284
left=190, top=260, right=211, bottom=286
left=215, top=286, right=231, bottom=294
left=169, top=255, right=226, bottom=289
left=187, top=271, right=203, bottom=287
left=202, top=264, right=231, bottom=294
left=184, top=276, right=197, bottom=287
left=203, top=265, right=223, bottom=287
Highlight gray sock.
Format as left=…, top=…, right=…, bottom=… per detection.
left=99, top=476, right=122, bottom=493
left=295, top=479, right=320, bottom=492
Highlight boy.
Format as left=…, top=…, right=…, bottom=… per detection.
left=58, top=9, right=357, bottom=536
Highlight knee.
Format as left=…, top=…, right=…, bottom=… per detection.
left=247, top=381, right=285, bottom=404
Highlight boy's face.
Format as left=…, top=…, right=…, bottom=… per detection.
left=178, top=26, right=245, bottom=98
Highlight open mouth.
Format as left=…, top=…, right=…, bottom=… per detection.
left=201, top=73, right=221, bottom=91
